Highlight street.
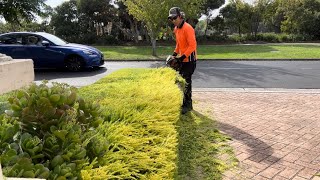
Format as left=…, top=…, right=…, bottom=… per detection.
left=34, top=61, right=320, bottom=89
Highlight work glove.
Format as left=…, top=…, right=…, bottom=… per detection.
left=175, top=55, right=186, bottom=62
left=166, top=55, right=182, bottom=71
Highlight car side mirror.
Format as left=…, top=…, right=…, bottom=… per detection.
left=42, top=40, right=50, bottom=47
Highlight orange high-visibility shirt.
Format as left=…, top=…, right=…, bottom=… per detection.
left=174, top=21, right=197, bottom=62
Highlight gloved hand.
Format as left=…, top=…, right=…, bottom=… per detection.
left=172, top=52, right=178, bottom=57
left=175, top=55, right=186, bottom=62
left=166, top=55, right=182, bottom=71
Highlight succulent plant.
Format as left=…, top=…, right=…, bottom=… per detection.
left=0, top=82, right=107, bottom=179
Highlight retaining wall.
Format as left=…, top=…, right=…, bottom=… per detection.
left=0, top=54, right=34, bottom=94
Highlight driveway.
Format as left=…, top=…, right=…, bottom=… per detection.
left=193, top=90, right=320, bottom=180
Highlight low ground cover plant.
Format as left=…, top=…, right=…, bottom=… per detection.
left=79, top=68, right=184, bottom=179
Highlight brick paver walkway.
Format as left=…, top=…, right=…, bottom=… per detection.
left=193, top=91, right=320, bottom=180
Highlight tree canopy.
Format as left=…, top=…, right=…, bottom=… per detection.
left=124, top=0, right=206, bottom=55
left=0, top=0, right=48, bottom=23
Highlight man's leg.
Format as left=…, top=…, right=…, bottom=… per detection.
left=182, top=73, right=192, bottom=110
left=180, top=61, right=196, bottom=114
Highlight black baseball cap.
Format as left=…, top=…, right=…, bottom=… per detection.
left=168, top=7, right=181, bottom=19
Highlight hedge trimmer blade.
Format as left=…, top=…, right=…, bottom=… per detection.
left=166, top=55, right=181, bottom=71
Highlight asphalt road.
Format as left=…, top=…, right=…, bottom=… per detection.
left=34, top=61, right=320, bottom=89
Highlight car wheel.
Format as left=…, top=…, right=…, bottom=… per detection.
left=65, top=56, right=84, bottom=72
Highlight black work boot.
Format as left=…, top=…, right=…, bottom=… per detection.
left=181, top=106, right=190, bottom=114
left=181, top=102, right=193, bottom=114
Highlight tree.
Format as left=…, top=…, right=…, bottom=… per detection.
left=220, top=0, right=252, bottom=35
left=201, top=0, right=225, bottom=38
left=116, top=1, right=139, bottom=42
left=0, top=0, right=48, bottom=23
left=279, top=0, right=304, bottom=34
left=124, top=0, right=204, bottom=56
left=209, top=15, right=225, bottom=35
left=299, top=0, right=320, bottom=38
left=77, top=0, right=116, bottom=34
left=50, top=0, right=83, bottom=42
left=280, top=0, right=320, bottom=38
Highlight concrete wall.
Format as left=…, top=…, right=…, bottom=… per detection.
left=0, top=54, right=34, bottom=94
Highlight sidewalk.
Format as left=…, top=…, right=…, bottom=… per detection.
left=193, top=89, right=320, bottom=180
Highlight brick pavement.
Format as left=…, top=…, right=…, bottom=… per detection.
left=193, top=91, right=320, bottom=180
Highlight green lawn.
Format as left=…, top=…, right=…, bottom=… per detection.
left=97, top=44, right=320, bottom=60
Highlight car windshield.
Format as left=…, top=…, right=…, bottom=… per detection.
left=38, top=33, right=67, bottom=46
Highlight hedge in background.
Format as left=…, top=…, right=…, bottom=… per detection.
left=79, top=68, right=184, bottom=179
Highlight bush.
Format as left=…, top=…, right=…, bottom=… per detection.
left=204, top=34, right=228, bottom=42
left=95, top=34, right=119, bottom=45
left=0, top=82, right=107, bottom=179
left=221, top=33, right=315, bottom=43
left=227, top=34, right=246, bottom=42
left=256, top=33, right=281, bottom=42
left=287, top=34, right=314, bottom=42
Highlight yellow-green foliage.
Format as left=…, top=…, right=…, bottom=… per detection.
left=79, top=68, right=183, bottom=179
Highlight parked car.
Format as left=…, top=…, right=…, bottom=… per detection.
left=0, top=32, right=104, bottom=71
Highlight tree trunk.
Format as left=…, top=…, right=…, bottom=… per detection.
left=151, top=38, right=157, bottom=56
left=128, top=16, right=139, bottom=43
left=134, top=20, right=139, bottom=42
left=143, top=25, right=150, bottom=42
left=150, top=31, right=157, bottom=56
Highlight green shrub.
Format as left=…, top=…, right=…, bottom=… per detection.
left=287, top=34, right=314, bottom=41
left=79, top=68, right=184, bottom=179
left=223, top=33, right=316, bottom=43
left=255, top=33, right=280, bottom=42
left=227, top=34, right=246, bottom=42
left=277, top=33, right=289, bottom=42
left=96, top=34, right=119, bottom=45
left=0, top=82, right=107, bottom=179
left=0, top=91, right=15, bottom=114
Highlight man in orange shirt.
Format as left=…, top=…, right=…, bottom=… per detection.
left=168, top=7, right=197, bottom=114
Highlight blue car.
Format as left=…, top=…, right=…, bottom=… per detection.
left=0, top=32, right=104, bottom=71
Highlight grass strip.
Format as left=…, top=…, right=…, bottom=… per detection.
left=176, top=111, right=238, bottom=180
left=97, top=44, right=320, bottom=60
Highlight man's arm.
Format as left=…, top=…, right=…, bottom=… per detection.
left=183, top=26, right=197, bottom=57
left=173, top=28, right=180, bottom=56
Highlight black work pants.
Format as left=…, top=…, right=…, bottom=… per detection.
left=179, top=61, right=196, bottom=109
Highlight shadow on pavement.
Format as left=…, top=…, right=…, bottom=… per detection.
left=34, top=67, right=108, bottom=81
left=217, top=121, right=281, bottom=164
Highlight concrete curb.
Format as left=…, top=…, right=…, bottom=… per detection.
left=193, top=88, right=320, bottom=94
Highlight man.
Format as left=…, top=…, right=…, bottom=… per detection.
left=168, top=7, right=197, bottom=114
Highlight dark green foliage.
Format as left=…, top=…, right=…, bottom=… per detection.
left=0, top=0, right=48, bottom=23
left=95, top=35, right=119, bottom=45
left=224, top=33, right=315, bottom=43
left=0, top=82, right=107, bottom=179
